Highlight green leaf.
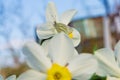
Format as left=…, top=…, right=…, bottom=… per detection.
left=90, top=74, right=106, bottom=80
left=93, top=45, right=98, bottom=54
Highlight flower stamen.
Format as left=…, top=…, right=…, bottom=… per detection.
left=47, top=63, right=71, bottom=80
left=68, top=32, right=73, bottom=38
left=54, top=22, right=73, bottom=38
left=54, top=72, right=62, bottom=80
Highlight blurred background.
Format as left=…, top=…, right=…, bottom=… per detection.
left=0, top=0, right=120, bottom=77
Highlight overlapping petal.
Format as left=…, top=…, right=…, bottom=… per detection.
left=95, top=48, right=120, bottom=77
left=17, top=70, right=46, bottom=80
left=46, top=2, right=59, bottom=23
left=42, top=39, right=78, bottom=57
left=73, top=49, right=79, bottom=56
left=71, top=28, right=81, bottom=47
left=59, top=9, right=77, bottom=25
left=22, top=41, right=52, bottom=72
left=115, top=41, right=120, bottom=66
left=48, top=33, right=74, bottom=66
left=67, top=54, right=97, bottom=79
left=41, top=39, right=50, bottom=56
left=37, top=23, right=56, bottom=39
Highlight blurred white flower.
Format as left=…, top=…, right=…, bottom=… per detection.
left=107, top=76, right=120, bottom=80
left=18, top=33, right=97, bottom=80
left=94, top=41, right=120, bottom=80
left=37, top=2, right=80, bottom=47
left=0, top=75, right=16, bottom=80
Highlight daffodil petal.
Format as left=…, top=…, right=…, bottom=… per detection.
left=42, top=40, right=77, bottom=58
left=60, top=9, right=77, bottom=25
left=114, top=41, right=120, bottom=66
left=0, top=75, right=3, bottom=80
left=95, top=48, right=120, bottom=77
left=37, top=23, right=56, bottom=39
left=17, top=70, right=46, bottom=80
left=107, top=76, right=120, bottom=80
left=73, top=74, right=92, bottom=80
left=71, top=28, right=81, bottom=47
left=48, top=33, right=74, bottom=66
left=46, top=2, right=59, bottom=23
left=6, top=75, right=16, bottom=80
left=41, top=39, right=50, bottom=56
left=22, top=41, right=52, bottom=72
left=73, top=49, right=79, bottom=56
left=68, top=54, right=97, bottom=78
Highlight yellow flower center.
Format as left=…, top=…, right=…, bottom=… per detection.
left=68, top=32, right=73, bottom=38
left=47, top=63, right=71, bottom=80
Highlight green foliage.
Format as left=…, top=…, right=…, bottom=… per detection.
left=90, top=74, right=106, bottom=80
left=93, top=45, right=98, bottom=53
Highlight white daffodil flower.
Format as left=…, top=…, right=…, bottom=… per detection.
left=18, top=33, right=97, bottom=80
left=94, top=41, right=120, bottom=80
left=37, top=2, right=80, bottom=47
left=0, top=75, right=16, bottom=80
